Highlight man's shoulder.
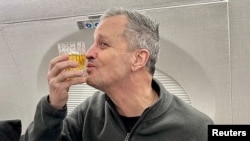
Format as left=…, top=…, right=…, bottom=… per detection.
left=171, top=94, right=213, bottom=124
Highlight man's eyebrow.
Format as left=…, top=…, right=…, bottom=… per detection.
left=94, top=33, right=112, bottom=41
left=93, top=32, right=105, bottom=38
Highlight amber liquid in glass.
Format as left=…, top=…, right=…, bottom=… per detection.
left=66, top=53, right=86, bottom=71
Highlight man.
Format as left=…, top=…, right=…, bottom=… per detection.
left=22, top=7, right=213, bottom=141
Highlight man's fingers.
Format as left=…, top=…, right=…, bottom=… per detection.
left=49, top=54, right=69, bottom=70
left=48, top=60, right=79, bottom=81
left=55, top=70, right=85, bottom=83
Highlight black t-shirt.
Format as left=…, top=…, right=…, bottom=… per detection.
left=119, top=115, right=140, bottom=132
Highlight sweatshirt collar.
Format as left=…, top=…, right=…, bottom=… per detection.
left=105, top=78, right=173, bottom=121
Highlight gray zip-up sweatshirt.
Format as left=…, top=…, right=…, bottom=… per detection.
left=22, top=79, right=213, bottom=141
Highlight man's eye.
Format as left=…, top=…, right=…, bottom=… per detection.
left=100, top=42, right=108, bottom=46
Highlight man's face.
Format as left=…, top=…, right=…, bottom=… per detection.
left=86, top=15, right=133, bottom=90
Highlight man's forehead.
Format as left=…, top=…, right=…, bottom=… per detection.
left=93, top=32, right=109, bottom=39
left=102, top=15, right=128, bottom=24
left=98, top=15, right=127, bottom=30
left=93, top=18, right=127, bottom=39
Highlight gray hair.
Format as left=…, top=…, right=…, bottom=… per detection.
left=100, top=7, right=160, bottom=75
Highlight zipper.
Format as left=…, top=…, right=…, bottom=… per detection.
left=106, top=95, right=157, bottom=141
left=106, top=99, right=132, bottom=141
left=123, top=108, right=152, bottom=141
left=106, top=98, right=128, bottom=132
left=124, top=133, right=131, bottom=141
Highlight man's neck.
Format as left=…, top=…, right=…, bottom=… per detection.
left=106, top=77, right=158, bottom=117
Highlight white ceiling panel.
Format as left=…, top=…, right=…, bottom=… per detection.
left=0, top=0, right=222, bottom=24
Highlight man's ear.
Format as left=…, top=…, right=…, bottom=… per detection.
left=131, top=49, right=150, bottom=71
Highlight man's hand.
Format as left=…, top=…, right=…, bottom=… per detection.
left=47, top=54, right=86, bottom=109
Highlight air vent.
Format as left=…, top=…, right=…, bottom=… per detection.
left=77, top=15, right=101, bottom=30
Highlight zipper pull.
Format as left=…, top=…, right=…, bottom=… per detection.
left=124, top=133, right=131, bottom=141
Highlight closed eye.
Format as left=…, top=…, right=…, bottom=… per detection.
left=100, top=41, right=109, bottom=47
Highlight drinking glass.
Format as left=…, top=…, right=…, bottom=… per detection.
left=58, top=41, right=87, bottom=75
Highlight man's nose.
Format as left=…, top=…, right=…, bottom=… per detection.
left=86, top=44, right=96, bottom=60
